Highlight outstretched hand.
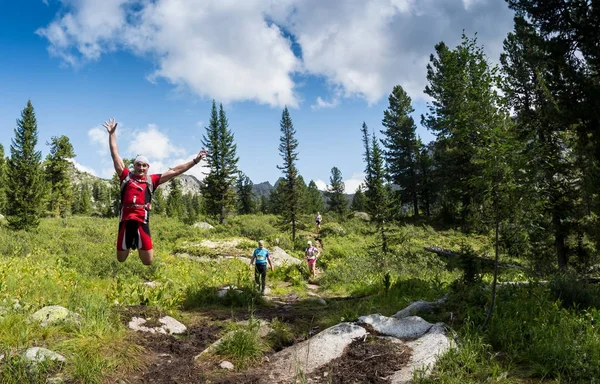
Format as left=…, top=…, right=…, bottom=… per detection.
left=195, top=149, right=208, bottom=162
left=103, top=118, right=118, bottom=134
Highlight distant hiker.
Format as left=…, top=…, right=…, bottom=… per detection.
left=249, top=240, right=274, bottom=295
left=104, top=118, right=207, bottom=265
left=305, top=240, right=320, bottom=277
left=315, top=212, right=322, bottom=232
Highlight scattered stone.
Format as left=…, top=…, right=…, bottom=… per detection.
left=357, top=314, right=433, bottom=340
left=47, top=375, right=68, bottom=384
left=268, top=323, right=367, bottom=381
left=143, top=281, right=160, bottom=288
left=193, top=221, right=214, bottom=230
left=392, top=297, right=447, bottom=319
left=307, top=292, right=319, bottom=297
left=306, top=284, right=320, bottom=291
left=217, top=287, right=244, bottom=298
left=389, top=324, right=452, bottom=383
left=30, top=305, right=80, bottom=327
left=24, top=347, right=66, bottom=364
left=128, top=316, right=187, bottom=335
left=219, top=361, right=234, bottom=370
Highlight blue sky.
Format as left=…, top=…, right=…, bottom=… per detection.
left=0, top=0, right=515, bottom=193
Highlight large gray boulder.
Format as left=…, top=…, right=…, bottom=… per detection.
left=30, top=306, right=80, bottom=327
left=357, top=314, right=433, bottom=340
left=267, top=323, right=367, bottom=381
left=389, top=324, right=452, bottom=383
left=268, top=246, right=302, bottom=267
left=193, top=222, right=214, bottom=230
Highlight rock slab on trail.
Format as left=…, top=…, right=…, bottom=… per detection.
left=358, top=314, right=434, bottom=340
left=267, top=323, right=367, bottom=382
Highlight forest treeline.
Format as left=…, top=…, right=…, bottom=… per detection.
left=1, top=0, right=599, bottom=273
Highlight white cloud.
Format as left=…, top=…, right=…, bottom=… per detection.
left=314, top=179, right=327, bottom=191
left=126, top=124, right=186, bottom=160
left=38, top=0, right=514, bottom=106
left=311, top=96, right=340, bottom=110
left=88, top=126, right=108, bottom=155
left=343, top=173, right=365, bottom=194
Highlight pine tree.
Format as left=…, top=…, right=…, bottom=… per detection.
left=0, top=144, right=6, bottom=214
left=326, top=167, right=347, bottom=219
left=45, top=135, right=75, bottom=217
left=201, top=101, right=239, bottom=223
left=304, top=180, right=324, bottom=214
left=6, top=100, right=46, bottom=230
left=236, top=171, right=255, bottom=214
left=350, top=185, right=367, bottom=212
left=79, top=185, right=91, bottom=215
left=381, top=85, right=420, bottom=217
left=152, top=187, right=166, bottom=215
left=277, top=107, right=301, bottom=242
left=166, top=178, right=184, bottom=219
left=361, top=123, right=391, bottom=256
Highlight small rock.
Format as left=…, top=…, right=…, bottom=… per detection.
left=305, top=297, right=327, bottom=306
left=30, top=306, right=80, bottom=327
left=219, top=361, right=235, bottom=370
left=143, top=281, right=160, bottom=288
left=193, top=222, right=214, bottom=230
left=128, top=316, right=187, bottom=335
left=24, top=347, right=66, bottom=364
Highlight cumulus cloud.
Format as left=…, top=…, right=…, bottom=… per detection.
left=316, top=173, right=365, bottom=194
left=38, top=0, right=514, bottom=106
left=311, top=96, right=340, bottom=110
left=126, top=124, right=186, bottom=160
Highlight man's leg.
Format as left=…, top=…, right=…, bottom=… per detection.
left=116, top=222, right=130, bottom=262
left=138, top=250, right=154, bottom=265
left=254, top=267, right=261, bottom=291
left=260, top=267, right=267, bottom=294
left=138, top=222, right=154, bottom=266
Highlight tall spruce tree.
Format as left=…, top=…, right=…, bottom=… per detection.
left=500, top=15, right=582, bottom=269
left=45, top=135, right=75, bottom=217
left=381, top=85, right=420, bottom=217
left=361, top=123, right=391, bottom=256
left=423, top=33, right=504, bottom=229
left=201, top=101, right=239, bottom=223
left=326, top=167, right=347, bottom=219
left=277, top=107, right=301, bottom=242
left=6, top=100, right=46, bottom=230
left=236, top=171, right=255, bottom=214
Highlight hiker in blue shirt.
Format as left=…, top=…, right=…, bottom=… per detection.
left=249, top=240, right=274, bottom=295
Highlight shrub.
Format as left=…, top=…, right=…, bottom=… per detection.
left=215, top=318, right=264, bottom=369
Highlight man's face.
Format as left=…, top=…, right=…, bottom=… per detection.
left=133, top=161, right=149, bottom=176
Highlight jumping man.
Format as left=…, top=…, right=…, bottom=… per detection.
left=105, top=118, right=207, bottom=265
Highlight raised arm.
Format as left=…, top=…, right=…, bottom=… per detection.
left=103, top=118, right=125, bottom=176
left=159, top=149, right=208, bottom=185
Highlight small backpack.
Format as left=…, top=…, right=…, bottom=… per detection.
left=120, top=173, right=154, bottom=210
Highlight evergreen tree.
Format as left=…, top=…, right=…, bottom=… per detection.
left=166, top=178, right=185, bottom=219
left=296, top=175, right=308, bottom=213
left=417, top=141, right=435, bottom=217
left=79, top=185, right=91, bottom=215
left=500, top=16, right=582, bottom=269
left=277, top=107, right=302, bottom=242
left=259, top=195, right=269, bottom=214
left=236, top=172, right=255, bottom=214
left=361, top=123, right=391, bottom=256
left=268, top=178, right=287, bottom=215
left=326, top=166, right=347, bottom=219
left=422, top=33, right=505, bottom=229
left=182, top=193, right=200, bottom=224
left=45, top=135, right=75, bottom=217
left=0, top=144, right=6, bottom=214
left=201, top=101, right=239, bottom=223
left=6, top=100, right=46, bottom=230
left=304, top=180, right=324, bottom=214
left=350, top=185, right=367, bottom=212
left=152, top=187, right=166, bottom=215
left=381, top=85, right=420, bottom=217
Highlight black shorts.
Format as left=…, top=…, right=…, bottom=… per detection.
left=117, top=220, right=152, bottom=251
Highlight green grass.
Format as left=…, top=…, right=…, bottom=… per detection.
left=0, top=214, right=599, bottom=382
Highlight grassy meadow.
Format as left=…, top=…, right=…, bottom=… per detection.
left=0, top=214, right=599, bottom=383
